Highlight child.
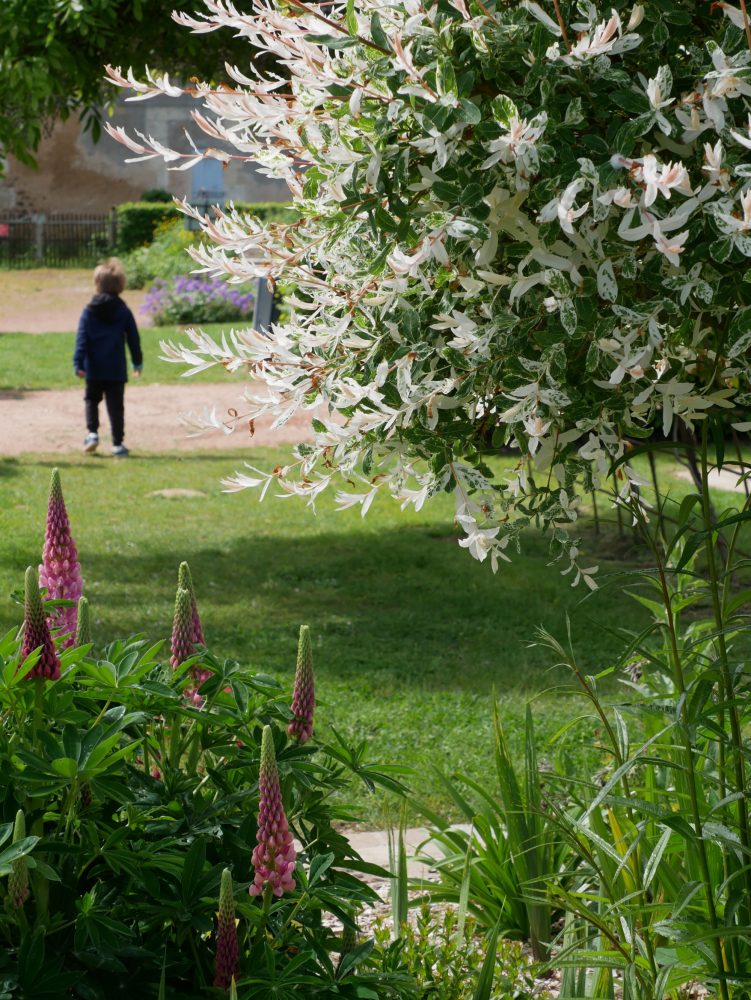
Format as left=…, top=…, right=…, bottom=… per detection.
left=73, top=258, right=143, bottom=457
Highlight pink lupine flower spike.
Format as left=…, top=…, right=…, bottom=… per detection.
left=249, top=726, right=296, bottom=898
left=171, top=579, right=211, bottom=704
left=20, top=566, right=61, bottom=681
left=170, top=586, right=194, bottom=670
left=39, top=468, right=83, bottom=646
left=213, top=868, right=239, bottom=991
left=8, top=810, right=30, bottom=909
left=178, top=561, right=205, bottom=645
left=288, top=625, right=315, bottom=744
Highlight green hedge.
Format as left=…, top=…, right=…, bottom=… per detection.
left=115, top=200, right=295, bottom=253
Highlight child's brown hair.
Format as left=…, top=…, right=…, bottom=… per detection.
left=94, top=258, right=127, bottom=295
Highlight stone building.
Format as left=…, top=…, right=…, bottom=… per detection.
left=0, top=93, right=288, bottom=215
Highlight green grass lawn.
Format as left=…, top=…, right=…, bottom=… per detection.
left=0, top=449, right=667, bottom=822
left=2, top=303, right=748, bottom=823
left=0, top=324, right=242, bottom=390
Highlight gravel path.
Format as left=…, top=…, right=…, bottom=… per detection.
left=0, top=382, right=315, bottom=456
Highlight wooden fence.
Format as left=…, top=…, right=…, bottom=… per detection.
left=0, top=212, right=116, bottom=267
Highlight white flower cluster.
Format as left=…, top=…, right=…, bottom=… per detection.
left=106, top=0, right=751, bottom=584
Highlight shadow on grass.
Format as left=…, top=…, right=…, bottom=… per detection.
left=26, top=454, right=250, bottom=469
left=0, top=458, right=22, bottom=479
left=74, top=523, right=636, bottom=699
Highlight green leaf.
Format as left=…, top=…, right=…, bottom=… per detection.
left=710, top=237, right=734, bottom=263
left=303, top=33, right=358, bottom=49
left=565, top=97, right=583, bottom=124
left=597, top=260, right=618, bottom=302
left=612, top=113, right=654, bottom=154
left=308, top=852, right=335, bottom=887
left=345, top=0, right=357, bottom=36
left=643, top=827, right=672, bottom=889
left=491, top=95, right=517, bottom=127
left=336, top=939, right=375, bottom=980
left=611, top=90, right=648, bottom=114
left=370, top=12, right=388, bottom=49
left=559, top=298, right=577, bottom=335
left=51, top=757, right=79, bottom=778
left=0, top=836, right=40, bottom=875
left=728, top=305, right=751, bottom=357
left=458, top=98, right=481, bottom=124
left=436, top=56, right=457, bottom=97
left=181, top=837, right=207, bottom=905
left=472, top=922, right=500, bottom=1000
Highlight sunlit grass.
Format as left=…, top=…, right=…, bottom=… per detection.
left=0, top=448, right=672, bottom=822
left=0, top=324, right=239, bottom=391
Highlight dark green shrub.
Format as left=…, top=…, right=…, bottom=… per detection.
left=140, top=188, right=173, bottom=203
left=116, top=201, right=295, bottom=253
left=115, top=202, right=180, bottom=252
left=122, top=219, right=198, bottom=289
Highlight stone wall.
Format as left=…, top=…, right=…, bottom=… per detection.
left=0, top=94, right=288, bottom=214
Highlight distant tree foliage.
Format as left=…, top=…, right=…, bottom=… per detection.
left=0, top=0, right=257, bottom=167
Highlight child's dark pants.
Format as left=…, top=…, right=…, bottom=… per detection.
left=85, top=380, right=125, bottom=447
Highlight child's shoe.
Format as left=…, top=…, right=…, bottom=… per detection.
left=84, top=433, right=99, bottom=453
left=112, top=445, right=129, bottom=458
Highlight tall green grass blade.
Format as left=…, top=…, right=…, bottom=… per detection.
left=455, top=830, right=472, bottom=944
left=471, top=923, right=499, bottom=1000
left=388, top=800, right=409, bottom=937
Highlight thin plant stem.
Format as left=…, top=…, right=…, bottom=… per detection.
left=32, top=678, right=44, bottom=750
left=731, top=429, right=750, bottom=499
left=739, top=0, right=751, bottom=52
left=254, top=884, right=275, bottom=943
left=613, top=476, right=624, bottom=537
left=563, top=648, right=659, bottom=982
left=188, top=932, right=206, bottom=988
left=90, top=698, right=112, bottom=729
left=699, top=424, right=751, bottom=918
left=279, top=891, right=307, bottom=935
left=716, top=485, right=751, bottom=961
left=552, top=0, right=572, bottom=50
left=169, top=712, right=182, bottom=769
left=647, top=449, right=666, bottom=544
left=283, top=0, right=392, bottom=55
left=643, top=519, right=730, bottom=1000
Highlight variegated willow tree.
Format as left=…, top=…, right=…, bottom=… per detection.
left=107, top=2, right=751, bottom=996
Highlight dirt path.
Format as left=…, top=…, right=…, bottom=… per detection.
left=0, top=269, right=152, bottom=333
left=0, top=383, right=315, bottom=456
left=0, top=269, right=318, bottom=457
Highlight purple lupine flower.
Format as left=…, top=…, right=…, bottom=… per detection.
left=20, top=566, right=61, bottom=681
left=213, top=868, right=239, bottom=990
left=170, top=586, right=194, bottom=670
left=287, top=625, right=315, bottom=744
left=249, top=726, right=296, bottom=898
left=178, top=561, right=205, bottom=645
left=174, top=564, right=211, bottom=700
left=8, top=810, right=30, bottom=909
left=39, top=468, right=82, bottom=646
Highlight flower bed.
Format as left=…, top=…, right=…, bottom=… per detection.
left=142, top=275, right=254, bottom=325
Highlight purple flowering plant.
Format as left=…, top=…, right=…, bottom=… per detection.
left=143, top=275, right=255, bottom=325
left=0, top=473, right=412, bottom=998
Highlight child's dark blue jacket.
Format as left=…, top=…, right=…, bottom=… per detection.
left=73, top=294, right=143, bottom=382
